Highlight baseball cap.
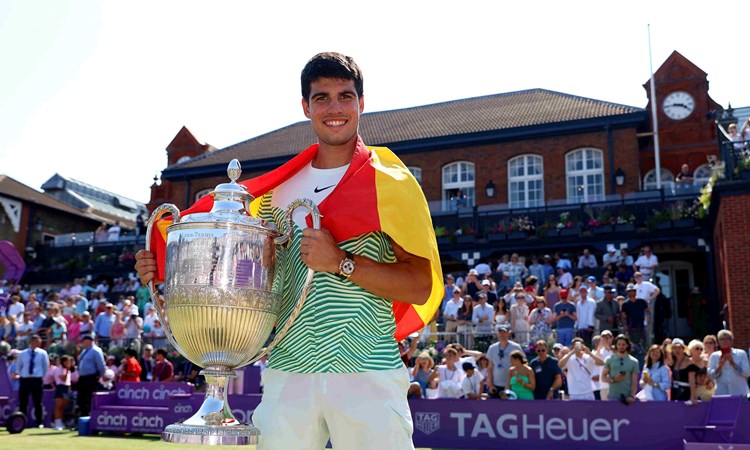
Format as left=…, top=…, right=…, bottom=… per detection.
left=502, top=271, right=510, bottom=277
left=560, top=289, right=569, bottom=299
left=81, top=334, right=94, bottom=341
left=481, top=279, right=491, bottom=286
left=671, top=338, right=686, bottom=347
left=446, top=274, right=455, bottom=280
left=602, top=285, right=616, bottom=293
left=476, top=292, right=487, bottom=299
left=468, top=269, right=479, bottom=276
left=496, top=323, right=511, bottom=332
left=607, top=244, right=616, bottom=253
left=543, top=254, right=551, bottom=260
left=453, top=286, right=461, bottom=293
left=579, top=285, right=588, bottom=292
left=601, top=330, right=613, bottom=337
left=586, top=276, right=597, bottom=283
left=462, top=361, right=476, bottom=371
left=553, top=343, right=563, bottom=350
left=626, top=283, right=636, bottom=291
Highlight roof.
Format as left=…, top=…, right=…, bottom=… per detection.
left=0, top=175, right=99, bottom=220
left=170, top=88, right=643, bottom=172
left=41, top=174, right=147, bottom=228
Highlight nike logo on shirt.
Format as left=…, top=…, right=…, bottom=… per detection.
left=314, top=184, right=336, bottom=193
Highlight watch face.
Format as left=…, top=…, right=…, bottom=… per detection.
left=342, top=260, right=355, bottom=275
left=662, top=91, right=695, bottom=120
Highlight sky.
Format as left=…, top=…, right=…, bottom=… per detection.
left=1, top=1, right=748, bottom=204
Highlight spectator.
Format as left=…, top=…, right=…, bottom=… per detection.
left=620, top=284, right=650, bottom=349
left=487, top=324, right=523, bottom=397
left=595, top=285, right=620, bottom=334
left=553, top=289, right=576, bottom=347
left=110, top=312, right=126, bottom=347
left=77, top=334, right=106, bottom=416
left=541, top=255, right=555, bottom=282
left=3, top=314, right=18, bottom=347
left=528, top=297, right=554, bottom=344
left=586, top=276, right=604, bottom=302
left=707, top=329, right=750, bottom=396
left=530, top=339, right=562, bottom=399
left=528, top=256, right=545, bottom=290
left=93, top=303, right=116, bottom=349
left=575, top=286, right=596, bottom=346
left=119, top=348, right=142, bottom=382
left=601, top=334, right=639, bottom=404
left=443, top=273, right=456, bottom=308
left=443, top=288, right=462, bottom=339
left=473, top=259, right=492, bottom=277
left=472, top=293, right=494, bottom=350
left=728, top=123, right=743, bottom=150
left=139, top=344, right=155, bottom=382
left=94, top=223, right=108, bottom=243
left=105, top=355, right=119, bottom=382
left=639, top=345, right=670, bottom=401
left=107, top=221, right=122, bottom=242
left=694, top=368, right=714, bottom=401
left=687, top=339, right=707, bottom=370
left=410, top=351, right=434, bottom=396
left=555, top=252, right=572, bottom=270
left=556, top=267, right=573, bottom=290
left=674, top=163, right=694, bottom=188
left=506, top=253, right=528, bottom=284
left=7, top=294, right=24, bottom=321
left=558, top=338, right=603, bottom=400
left=7, top=350, right=20, bottom=391
left=507, top=350, right=535, bottom=400
left=614, top=263, right=633, bottom=294
left=478, top=279, right=497, bottom=305
left=669, top=338, right=699, bottom=404
left=567, top=276, right=584, bottom=304
left=509, top=291, right=530, bottom=346
left=52, top=354, right=73, bottom=430
left=577, top=248, right=598, bottom=269
left=456, top=295, right=474, bottom=349
left=66, top=313, right=81, bottom=345
left=153, top=348, right=174, bottom=382
left=461, top=362, right=487, bottom=400
left=620, top=248, right=634, bottom=268
left=592, top=331, right=614, bottom=399
left=496, top=272, right=515, bottom=296
left=493, top=297, right=508, bottom=329
left=123, top=308, right=143, bottom=350
left=50, top=316, right=67, bottom=345
left=634, top=247, right=658, bottom=279
left=702, top=335, right=718, bottom=364
left=79, top=311, right=93, bottom=338
left=602, top=245, right=619, bottom=266
left=495, top=254, right=511, bottom=280
left=428, top=347, right=464, bottom=399
left=543, top=274, right=561, bottom=310
left=149, top=318, right=168, bottom=349
left=16, top=312, right=33, bottom=349
left=461, top=269, right=482, bottom=299
left=15, top=335, right=49, bottom=427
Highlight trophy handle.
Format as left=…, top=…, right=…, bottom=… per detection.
left=144, top=204, right=190, bottom=358
left=241, top=198, right=322, bottom=367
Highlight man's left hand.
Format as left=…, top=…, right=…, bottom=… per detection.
left=300, top=228, right=344, bottom=273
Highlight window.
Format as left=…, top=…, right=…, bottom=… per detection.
left=508, top=155, right=544, bottom=208
left=407, top=166, right=422, bottom=185
left=643, top=168, right=674, bottom=190
left=442, top=162, right=475, bottom=211
left=565, top=148, right=604, bottom=203
left=693, top=164, right=712, bottom=186
left=194, top=188, right=213, bottom=202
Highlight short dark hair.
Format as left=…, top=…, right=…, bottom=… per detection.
left=301, top=52, right=364, bottom=102
left=155, top=348, right=168, bottom=358
left=614, top=334, right=632, bottom=352
left=124, top=348, right=138, bottom=358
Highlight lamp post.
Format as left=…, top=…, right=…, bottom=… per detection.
left=615, top=168, right=625, bottom=186
left=485, top=180, right=496, bottom=198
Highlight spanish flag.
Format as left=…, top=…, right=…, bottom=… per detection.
left=150, top=137, right=443, bottom=341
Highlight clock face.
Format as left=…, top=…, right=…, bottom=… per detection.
left=662, top=91, right=695, bottom=120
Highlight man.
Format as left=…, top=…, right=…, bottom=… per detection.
left=461, top=361, right=487, bottom=400
left=461, top=268, right=482, bottom=298
left=578, top=248, right=598, bottom=269
left=620, top=283, right=650, bottom=348
left=602, top=245, right=619, bottom=266
left=135, top=52, right=441, bottom=449
left=595, top=285, right=620, bottom=333
left=119, top=348, right=142, bottom=382
left=14, top=335, right=49, bottom=426
left=528, top=256, right=545, bottom=289
left=93, top=303, right=115, bottom=349
left=575, top=286, right=596, bottom=346
left=139, top=344, right=155, bottom=382
left=77, top=334, right=106, bottom=416
left=75, top=294, right=89, bottom=315
left=7, top=294, right=24, bottom=321
left=707, top=329, right=750, bottom=396
left=558, top=337, right=604, bottom=400
left=529, top=340, right=562, bottom=400
left=486, top=324, right=522, bottom=397
left=586, top=276, right=604, bottom=302
left=472, top=293, right=494, bottom=350
left=473, top=259, right=492, bottom=277
left=601, top=334, right=639, bottom=404
left=634, top=271, right=660, bottom=345
left=614, top=263, right=633, bottom=294
left=553, top=289, right=576, bottom=347
left=496, top=271, right=515, bottom=296
left=153, top=347, right=175, bottom=382
left=557, top=266, right=573, bottom=290
left=478, top=279, right=497, bottom=305
left=443, top=287, right=463, bottom=342
left=675, top=163, right=694, bottom=188
left=634, top=247, right=658, bottom=279
left=428, top=347, right=465, bottom=399
left=592, top=331, right=614, bottom=399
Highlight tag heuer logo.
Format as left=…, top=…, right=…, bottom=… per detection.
left=415, top=412, right=440, bottom=435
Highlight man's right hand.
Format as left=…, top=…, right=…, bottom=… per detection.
left=134, top=250, right=158, bottom=285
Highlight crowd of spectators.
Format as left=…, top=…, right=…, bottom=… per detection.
left=401, top=246, right=750, bottom=403
left=0, top=276, right=203, bottom=430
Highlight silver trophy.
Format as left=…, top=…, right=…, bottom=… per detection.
left=145, top=159, right=320, bottom=445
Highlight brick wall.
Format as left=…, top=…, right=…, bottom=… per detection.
left=713, top=193, right=750, bottom=349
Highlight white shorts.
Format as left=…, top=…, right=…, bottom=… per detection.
left=252, top=367, right=415, bottom=450
left=568, top=392, right=596, bottom=401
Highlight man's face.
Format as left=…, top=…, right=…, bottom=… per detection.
left=718, top=335, right=733, bottom=350
left=628, top=291, right=636, bottom=301
left=497, top=330, right=509, bottom=341
left=302, top=78, right=363, bottom=150
left=615, top=339, right=628, bottom=353
left=536, top=344, right=548, bottom=359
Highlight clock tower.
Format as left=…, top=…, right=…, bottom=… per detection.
left=641, top=50, right=721, bottom=180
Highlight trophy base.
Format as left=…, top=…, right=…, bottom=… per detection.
left=162, top=422, right=260, bottom=445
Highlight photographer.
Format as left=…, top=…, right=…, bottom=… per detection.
left=558, top=338, right=603, bottom=400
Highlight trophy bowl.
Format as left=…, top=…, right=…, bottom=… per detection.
left=146, top=160, right=319, bottom=445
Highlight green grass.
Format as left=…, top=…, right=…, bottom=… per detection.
left=0, top=428, right=437, bottom=449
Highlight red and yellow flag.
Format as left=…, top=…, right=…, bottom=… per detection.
left=149, top=137, right=443, bottom=341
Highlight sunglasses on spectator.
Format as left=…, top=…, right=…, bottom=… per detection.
left=536, top=348, right=547, bottom=353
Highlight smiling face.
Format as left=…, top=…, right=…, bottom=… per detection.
left=302, top=77, right=363, bottom=153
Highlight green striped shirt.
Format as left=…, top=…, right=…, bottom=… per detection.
left=257, top=193, right=402, bottom=373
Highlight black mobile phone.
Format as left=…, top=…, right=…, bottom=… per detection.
left=619, top=371, right=626, bottom=375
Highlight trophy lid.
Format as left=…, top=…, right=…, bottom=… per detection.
left=178, top=159, right=276, bottom=231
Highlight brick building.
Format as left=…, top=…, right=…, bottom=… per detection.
left=147, top=51, right=750, bottom=347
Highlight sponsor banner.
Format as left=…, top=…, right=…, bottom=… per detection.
left=0, top=390, right=55, bottom=428
left=114, top=382, right=192, bottom=404
left=410, top=399, right=750, bottom=450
